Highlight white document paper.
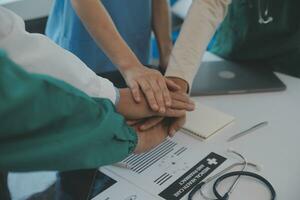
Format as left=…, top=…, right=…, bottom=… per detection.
left=98, top=133, right=229, bottom=200
left=94, top=104, right=234, bottom=200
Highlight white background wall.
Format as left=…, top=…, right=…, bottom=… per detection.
left=0, top=0, right=53, bottom=20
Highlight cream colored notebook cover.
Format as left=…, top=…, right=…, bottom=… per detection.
left=182, top=102, right=235, bottom=139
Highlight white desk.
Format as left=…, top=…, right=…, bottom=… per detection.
left=188, top=52, right=300, bottom=199
left=98, top=52, right=300, bottom=200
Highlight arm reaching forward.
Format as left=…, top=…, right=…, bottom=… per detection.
left=166, top=0, right=231, bottom=89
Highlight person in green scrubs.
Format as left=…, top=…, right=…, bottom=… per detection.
left=0, top=50, right=175, bottom=172
left=0, top=46, right=193, bottom=199
left=210, top=0, right=300, bottom=78
left=0, top=49, right=194, bottom=172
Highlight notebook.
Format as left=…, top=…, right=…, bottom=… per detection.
left=182, top=102, right=235, bottom=139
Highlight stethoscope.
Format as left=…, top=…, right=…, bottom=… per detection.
left=248, top=0, right=273, bottom=24
left=188, top=149, right=276, bottom=200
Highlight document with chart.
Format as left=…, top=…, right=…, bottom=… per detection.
left=95, top=132, right=230, bottom=200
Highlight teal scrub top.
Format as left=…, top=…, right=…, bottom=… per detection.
left=46, top=0, right=152, bottom=74
left=0, top=50, right=137, bottom=172
left=210, top=0, right=300, bottom=77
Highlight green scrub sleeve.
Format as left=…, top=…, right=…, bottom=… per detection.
left=0, top=51, right=137, bottom=172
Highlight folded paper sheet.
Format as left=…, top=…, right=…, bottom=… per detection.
left=182, top=102, right=235, bottom=139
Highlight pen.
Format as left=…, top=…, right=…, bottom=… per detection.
left=227, top=121, right=268, bottom=142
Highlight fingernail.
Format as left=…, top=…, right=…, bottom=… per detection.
left=153, top=104, right=159, bottom=110
left=160, top=107, right=166, bottom=113
left=166, top=101, right=171, bottom=107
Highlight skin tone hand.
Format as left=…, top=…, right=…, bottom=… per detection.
left=133, top=120, right=169, bottom=154
left=117, top=88, right=194, bottom=120
left=121, top=67, right=180, bottom=113
left=126, top=0, right=173, bottom=113
left=133, top=77, right=190, bottom=137
left=134, top=77, right=188, bottom=153
left=71, top=0, right=177, bottom=114
left=164, top=77, right=189, bottom=136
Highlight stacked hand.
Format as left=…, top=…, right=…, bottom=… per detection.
left=130, top=77, right=190, bottom=153
left=118, top=66, right=192, bottom=154
left=122, top=65, right=180, bottom=113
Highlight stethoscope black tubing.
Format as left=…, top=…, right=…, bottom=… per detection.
left=188, top=171, right=276, bottom=200
left=213, top=171, right=276, bottom=200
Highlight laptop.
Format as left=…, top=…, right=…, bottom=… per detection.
left=190, top=60, right=286, bottom=96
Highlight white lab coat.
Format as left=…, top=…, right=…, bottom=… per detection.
left=0, top=6, right=117, bottom=104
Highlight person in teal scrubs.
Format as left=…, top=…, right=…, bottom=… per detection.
left=210, top=0, right=300, bottom=78
left=46, top=0, right=175, bottom=114
left=0, top=50, right=171, bottom=199
left=0, top=49, right=178, bottom=172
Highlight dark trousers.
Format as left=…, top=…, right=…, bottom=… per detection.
left=55, top=170, right=97, bottom=200
left=98, top=70, right=127, bottom=88
left=0, top=172, right=10, bottom=200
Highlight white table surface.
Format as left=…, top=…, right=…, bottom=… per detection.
left=189, top=52, right=300, bottom=199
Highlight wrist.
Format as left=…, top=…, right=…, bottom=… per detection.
left=116, top=88, right=155, bottom=119
left=166, top=77, right=189, bottom=93
left=133, top=131, right=144, bottom=154
left=158, top=41, right=173, bottom=58
left=117, top=58, right=143, bottom=74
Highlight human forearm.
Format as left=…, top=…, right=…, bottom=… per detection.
left=70, top=0, right=185, bottom=114
left=166, top=0, right=231, bottom=88
left=152, top=0, right=173, bottom=69
left=71, top=0, right=142, bottom=71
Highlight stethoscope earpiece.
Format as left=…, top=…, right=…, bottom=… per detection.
left=257, top=0, right=273, bottom=24
left=259, top=16, right=273, bottom=24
